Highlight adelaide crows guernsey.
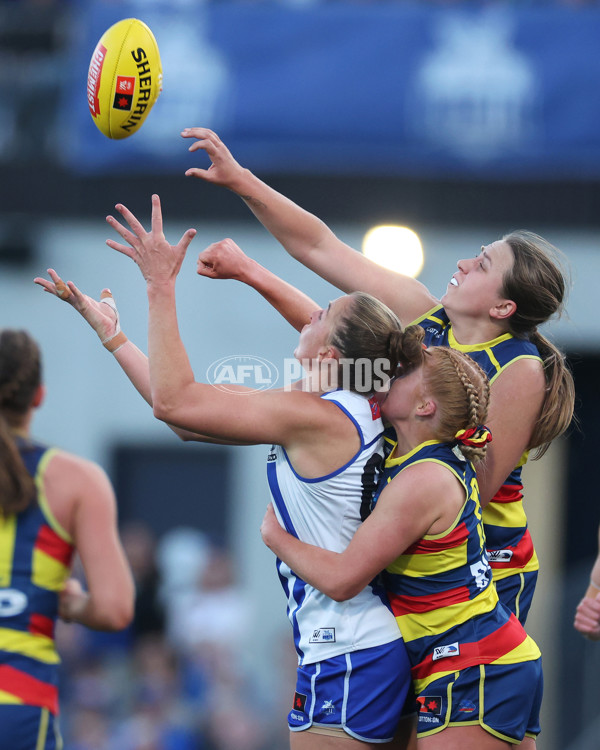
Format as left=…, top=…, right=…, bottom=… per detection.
left=412, top=305, right=541, bottom=585
left=267, top=390, right=402, bottom=666
left=375, top=440, right=540, bottom=695
left=0, top=439, right=74, bottom=715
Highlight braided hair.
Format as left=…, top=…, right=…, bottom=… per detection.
left=388, top=326, right=491, bottom=462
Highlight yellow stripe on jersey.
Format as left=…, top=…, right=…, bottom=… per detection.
left=448, top=328, right=512, bottom=355
left=387, top=544, right=468, bottom=577
left=32, top=549, right=70, bottom=592
left=492, top=633, right=541, bottom=664
left=0, top=513, right=17, bottom=587
left=0, top=689, right=24, bottom=705
left=0, top=627, right=60, bottom=664
left=35, top=449, right=73, bottom=544
left=395, top=583, right=498, bottom=643
left=409, top=305, right=446, bottom=328
left=483, top=501, right=528, bottom=528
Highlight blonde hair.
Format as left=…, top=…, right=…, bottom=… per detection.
left=390, top=326, right=491, bottom=462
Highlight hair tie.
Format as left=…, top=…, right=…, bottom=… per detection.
left=454, top=425, right=493, bottom=447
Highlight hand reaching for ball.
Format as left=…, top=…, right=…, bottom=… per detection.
left=33, top=269, right=120, bottom=344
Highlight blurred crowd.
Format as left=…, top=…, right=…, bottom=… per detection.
left=56, top=521, right=296, bottom=750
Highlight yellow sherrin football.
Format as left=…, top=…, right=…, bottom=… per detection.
left=87, top=18, right=163, bottom=140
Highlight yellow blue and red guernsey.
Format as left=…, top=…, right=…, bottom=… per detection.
left=0, top=439, right=74, bottom=716
left=372, top=440, right=540, bottom=698
left=411, top=305, right=542, bottom=621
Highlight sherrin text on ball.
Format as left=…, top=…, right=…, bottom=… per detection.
left=87, top=18, right=162, bottom=140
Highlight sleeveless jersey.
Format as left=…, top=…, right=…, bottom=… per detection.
left=0, top=439, right=74, bottom=715
left=412, top=305, right=541, bottom=583
left=374, top=440, right=540, bottom=695
left=267, top=390, right=402, bottom=666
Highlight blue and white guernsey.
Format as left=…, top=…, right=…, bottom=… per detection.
left=267, top=390, right=403, bottom=666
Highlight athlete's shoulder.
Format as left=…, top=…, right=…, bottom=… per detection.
left=42, top=449, right=114, bottom=503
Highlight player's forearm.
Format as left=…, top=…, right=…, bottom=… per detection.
left=241, top=257, right=317, bottom=332
left=146, top=281, right=201, bottom=426
left=230, top=169, right=336, bottom=264
left=263, top=525, right=359, bottom=601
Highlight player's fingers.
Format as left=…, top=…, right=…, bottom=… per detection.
left=196, top=264, right=217, bottom=278
left=185, top=168, right=212, bottom=179
left=178, top=228, right=197, bottom=252
left=106, top=214, right=139, bottom=246
left=150, top=194, right=164, bottom=236
left=113, top=203, right=147, bottom=237
left=181, top=127, right=217, bottom=141
left=106, top=238, right=137, bottom=261
left=67, top=281, right=87, bottom=304
left=33, top=277, right=54, bottom=293
left=46, top=268, right=65, bottom=286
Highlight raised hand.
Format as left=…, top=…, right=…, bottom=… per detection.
left=106, top=194, right=197, bottom=287
left=196, top=238, right=254, bottom=281
left=34, top=269, right=119, bottom=344
left=181, top=127, right=246, bottom=188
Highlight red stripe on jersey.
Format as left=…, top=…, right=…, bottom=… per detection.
left=403, top=522, right=469, bottom=555
left=388, top=585, right=471, bottom=615
left=0, top=665, right=58, bottom=714
left=488, top=529, right=535, bottom=569
left=411, top=613, right=527, bottom=680
left=34, top=525, right=73, bottom=567
left=28, top=613, right=54, bottom=638
left=492, top=484, right=523, bottom=504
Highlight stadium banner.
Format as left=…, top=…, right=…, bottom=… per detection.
left=59, top=1, right=600, bottom=179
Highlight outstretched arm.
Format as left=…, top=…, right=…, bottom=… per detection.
left=196, top=238, right=317, bottom=332
left=33, top=271, right=253, bottom=445
left=104, top=194, right=348, bottom=448
left=181, top=127, right=438, bottom=326
left=574, top=525, right=600, bottom=641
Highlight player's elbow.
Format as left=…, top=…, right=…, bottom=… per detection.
left=152, top=395, right=176, bottom=424
left=98, top=594, right=135, bottom=631
left=326, top=578, right=362, bottom=602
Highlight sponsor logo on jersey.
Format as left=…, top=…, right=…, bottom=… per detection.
left=310, top=627, right=336, bottom=643
left=293, top=692, right=307, bottom=712
left=267, top=445, right=277, bottom=462
left=417, top=695, right=442, bottom=715
left=486, top=548, right=513, bottom=563
left=432, top=642, right=460, bottom=661
left=470, top=557, right=492, bottom=589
